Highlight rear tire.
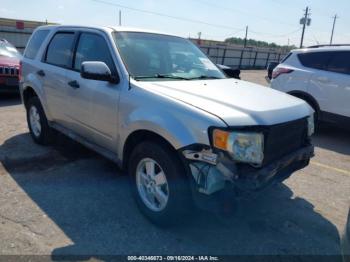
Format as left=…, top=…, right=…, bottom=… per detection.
left=128, top=141, right=192, bottom=226
left=26, top=97, right=53, bottom=145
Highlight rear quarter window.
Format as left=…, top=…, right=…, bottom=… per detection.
left=298, top=51, right=350, bottom=75
left=326, top=51, right=350, bottom=75
left=297, top=51, right=331, bottom=70
left=24, top=30, right=50, bottom=59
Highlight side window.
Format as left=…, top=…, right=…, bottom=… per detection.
left=74, top=33, right=115, bottom=72
left=45, top=33, right=75, bottom=68
left=298, top=52, right=331, bottom=70
left=326, top=51, right=350, bottom=75
left=24, top=30, right=50, bottom=59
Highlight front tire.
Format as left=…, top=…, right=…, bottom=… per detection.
left=26, top=97, right=53, bottom=145
left=128, top=141, right=192, bottom=226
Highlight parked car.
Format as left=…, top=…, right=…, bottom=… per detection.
left=0, top=39, right=21, bottom=94
left=217, top=64, right=240, bottom=79
left=270, top=46, right=350, bottom=129
left=267, top=61, right=279, bottom=79
left=20, top=25, right=315, bottom=225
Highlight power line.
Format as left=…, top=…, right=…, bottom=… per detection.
left=193, top=0, right=298, bottom=28
left=200, top=28, right=247, bottom=41
left=90, top=0, right=300, bottom=39
left=91, top=0, right=244, bottom=31
left=194, top=0, right=326, bottom=41
left=250, top=28, right=302, bottom=38
left=266, top=0, right=332, bottom=18
left=265, top=0, right=344, bottom=36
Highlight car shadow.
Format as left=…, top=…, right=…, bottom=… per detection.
left=0, top=133, right=343, bottom=259
left=312, top=124, right=350, bottom=156
left=0, top=93, right=21, bottom=107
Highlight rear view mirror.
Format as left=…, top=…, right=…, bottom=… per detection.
left=81, top=61, right=119, bottom=83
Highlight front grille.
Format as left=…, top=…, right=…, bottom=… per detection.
left=0, top=66, right=19, bottom=76
left=263, top=118, right=308, bottom=165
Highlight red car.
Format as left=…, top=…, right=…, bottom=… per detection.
left=0, top=39, right=21, bottom=94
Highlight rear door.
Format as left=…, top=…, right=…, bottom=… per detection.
left=65, top=30, right=120, bottom=152
left=298, top=51, right=332, bottom=113
left=41, top=31, right=76, bottom=123
left=301, top=51, right=350, bottom=118
left=322, top=51, right=350, bottom=118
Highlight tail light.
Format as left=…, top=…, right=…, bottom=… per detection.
left=18, top=61, right=22, bottom=81
left=272, top=67, right=293, bottom=79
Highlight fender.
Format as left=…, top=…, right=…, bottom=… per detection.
left=118, top=106, right=222, bottom=160
left=21, top=73, right=53, bottom=121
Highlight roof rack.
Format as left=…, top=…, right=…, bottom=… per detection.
left=307, top=44, right=350, bottom=48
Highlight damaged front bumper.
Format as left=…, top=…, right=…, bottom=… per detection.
left=183, top=144, right=314, bottom=195
left=234, top=145, right=314, bottom=191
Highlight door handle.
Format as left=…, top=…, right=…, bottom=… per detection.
left=68, top=80, right=80, bottom=89
left=37, top=70, right=45, bottom=77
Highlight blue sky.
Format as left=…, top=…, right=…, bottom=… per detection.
left=0, top=0, right=349, bottom=46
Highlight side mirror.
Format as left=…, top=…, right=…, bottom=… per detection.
left=81, top=61, right=119, bottom=83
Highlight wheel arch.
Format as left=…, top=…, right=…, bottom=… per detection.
left=288, top=90, right=320, bottom=119
left=22, top=86, right=38, bottom=108
left=22, top=85, right=52, bottom=121
left=122, top=129, right=181, bottom=170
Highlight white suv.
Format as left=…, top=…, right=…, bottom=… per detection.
left=271, top=46, right=350, bottom=129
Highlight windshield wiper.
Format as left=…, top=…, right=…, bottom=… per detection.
left=133, top=74, right=190, bottom=81
left=188, top=75, right=222, bottom=80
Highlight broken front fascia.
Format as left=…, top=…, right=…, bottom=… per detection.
left=182, top=149, right=238, bottom=195
left=182, top=144, right=314, bottom=196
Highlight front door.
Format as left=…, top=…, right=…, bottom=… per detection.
left=65, top=31, right=120, bottom=152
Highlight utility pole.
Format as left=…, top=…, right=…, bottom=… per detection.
left=330, top=14, right=338, bottom=45
left=197, top=32, right=202, bottom=45
left=244, top=25, right=248, bottom=48
left=285, top=38, right=290, bottom=53
left=300, top=7, right=311, bottom=48
left=118, top=10, right=122, bottom=26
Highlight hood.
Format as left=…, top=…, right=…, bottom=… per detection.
left=0, top=56, right=20, bottom=67
left=138, top=79, right=312, bottom=126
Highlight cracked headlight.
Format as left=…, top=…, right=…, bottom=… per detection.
left=213, top=129, right=264, bottom=165
left=307, top=114, right=315, bottom=137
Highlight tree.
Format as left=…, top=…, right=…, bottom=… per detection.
left=224, top=37, right=296, bottom=49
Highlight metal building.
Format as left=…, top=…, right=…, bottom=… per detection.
left=0, top=17, right=53, bottom=53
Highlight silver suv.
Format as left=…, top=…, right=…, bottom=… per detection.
left=20, top=25, right=315, bottom=225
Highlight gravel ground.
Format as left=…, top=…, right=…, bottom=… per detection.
left=0, top=71, right=349, bottom=258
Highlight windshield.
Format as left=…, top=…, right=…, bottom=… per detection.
left=113, top=32, right=225, bottom=81
left=0, top=42, right=21, bottom=59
